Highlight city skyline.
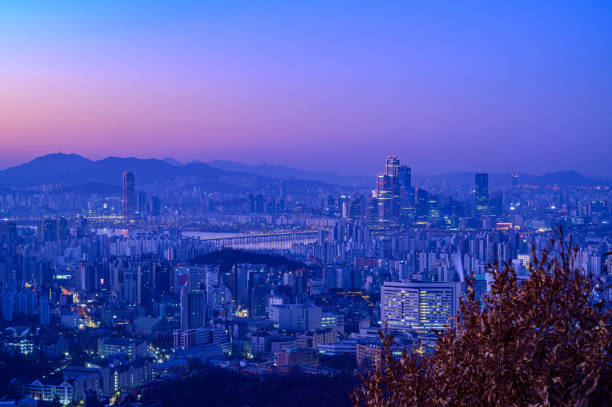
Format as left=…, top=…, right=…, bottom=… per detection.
left=2, top=2, right=612, bottom=175
left=0, top=3, right=610, bottom=406
left=0, top=151, right=610, bottom=180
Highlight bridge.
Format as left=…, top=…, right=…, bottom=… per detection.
left=195, top=230, right=322, bottom=250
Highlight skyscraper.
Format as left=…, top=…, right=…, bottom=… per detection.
left=475, top=173, right=489, bottom=217
left=249, top=272, right=268, bottom=318
left=376, top=173, right=392, bottom=223
left=374, top=156, right=410, bottom=224
left=122, top=171, right=136, bottom=221
left=381, top=281, right=461, bottom=334
left=398, top=165, right=411, bottom=190
left=180, top=283, right=207, bottom=330
left=399, top=165, right=414, bottom=224
left=415, top=189, right=429, bottom=221
left=137, top=190, right=147, bottom=215
left=386, top=156, right=401, bottom=219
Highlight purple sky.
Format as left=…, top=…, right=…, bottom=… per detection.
left=1, top=1, right=611, bottom=176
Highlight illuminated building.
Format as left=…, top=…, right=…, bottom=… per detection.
left=374, top=156, right=410, bottom=224
left=269, top=304, right=322, bottom=331
left=173, top=327, right=228, bottom=350
left=356, top=340, right=384, bottom=368
left=399, top=165, right=414, bottom=224
left=321, top=312, right=345, bottom=333
left=122, top=171, right=136, bottom=221
left=415, top=189, right=429, bottom=221
left=475, top=173, right=489, bottom=217
left=381, top=281, right=461, bottom=334
left=296, top=328, right=335, bottom=348
left=386, top=156, right=401, bottom=219
left=376, top=173, right=392, bottom=222
left=180, top=284, right=207, bottom=330
left=249, top=272, right=268, bottom=317
left=97, top=337, right=147, bottom=361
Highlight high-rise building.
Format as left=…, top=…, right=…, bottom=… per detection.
left=235, top=265, right=249, bottom=307
left=386, top=156, right=401, bottom=219
left=180, top=284, right=207, bottom=330
left=475, top=173, right=489, bottom=217
left=428, top=194, right=440, bottom=220
left=398, top=165, right=411, bottom=190
left=374, top=157, right=411, bottom=224
left=366, top=196, right=378, bottom=224
left=122, top=171, right=136, bottom=221
left=381, top=281, right=461, bottom=334
left=137, top=191, right=147, bottom=215
left=269, top=304, right=322, bottom=331
left=250, top=273, right=268, bottom=318
left=376, top=174, right=392, bottom=223
left=415, top=189, right=429, bottom=221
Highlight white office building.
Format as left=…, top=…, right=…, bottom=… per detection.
left=381, top=281, right=461, bottom=333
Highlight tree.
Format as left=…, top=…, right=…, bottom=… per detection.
left=353, top=232, right=612, bottom=406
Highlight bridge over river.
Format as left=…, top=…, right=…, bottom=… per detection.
left=184, top=229, right=322, bottom=250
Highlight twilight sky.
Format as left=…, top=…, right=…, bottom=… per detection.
left=1, top=1, right=611, bottom=176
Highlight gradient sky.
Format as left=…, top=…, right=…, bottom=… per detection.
left=1, top=1, right=611, bottom=176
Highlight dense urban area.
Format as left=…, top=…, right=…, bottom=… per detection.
left=0, top=154, right=610, bottom=406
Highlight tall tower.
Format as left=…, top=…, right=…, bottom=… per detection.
left=398, top=165, right=413, bottom=223
left=180, top=282, right=207, bottom=330
left=375, top=156, right=403, bottom=224
left=475, top=173, right=489, bottom=217
left=376, top=173, right=392, bottom=223
left=386, top=156, right=401, bottom=220
left=180, top=283, right=189, bottom=330
left=122, top=171, right=136, bottom=221
left=398, top=165, right=411, bottom=190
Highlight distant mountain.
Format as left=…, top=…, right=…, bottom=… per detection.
left=162, top=157, right=183, bottom=166
left=208, top=160, right=371, bottom=187
left=0, top=153, right=343, bottom=194
left=1, top=154, right=606, bottom=194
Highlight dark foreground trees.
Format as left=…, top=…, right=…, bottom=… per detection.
left=142, top=368, right=359, bottom=407
left=353, top=234, right=612, bottom=406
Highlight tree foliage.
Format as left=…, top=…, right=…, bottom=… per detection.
left=353, top=232, right=612, bottom=406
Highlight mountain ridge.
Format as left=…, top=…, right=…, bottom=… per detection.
left=0, top=154, right=608, bottom=191
left=0, top=153, right=341, bottom=194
